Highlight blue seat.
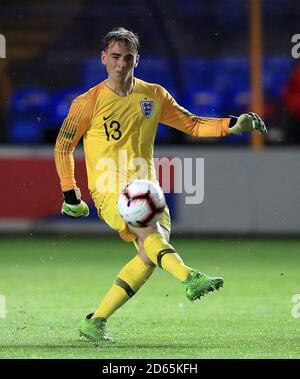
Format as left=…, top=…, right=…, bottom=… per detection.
left=183, top=88, right=222, bottom=117
left=263, top=57, right=295, bottom=98
left=136, top=57, right=175, bottom=88
left=51, top=87, right=84, bottom=126
left=82, top=57, right=107, bottom=88
left=221, top=86, right=251, bottom=116
left=212, top=57, right=249, bottom=93
left=10, top=86, right=51, bottom=113
left=180, top=58, right=213, bottom=90
left=9, top=87, right=51, bottom=143
left=9, top=117, right=44, bottom=144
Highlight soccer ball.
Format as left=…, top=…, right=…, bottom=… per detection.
left=117, top=179, right=166, bottom=227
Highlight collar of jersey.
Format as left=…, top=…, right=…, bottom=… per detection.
left=104, top=78, right=138, bottom=97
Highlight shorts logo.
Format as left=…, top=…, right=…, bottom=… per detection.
left=140, top=101, right=154, bottom=118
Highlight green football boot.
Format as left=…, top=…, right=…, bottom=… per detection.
left=184, top=270, right=224, bottom=301
left=79, top=313, right=114, bottom=342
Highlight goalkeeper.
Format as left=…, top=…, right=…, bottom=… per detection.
left=54, top=27, right=267, bottom=342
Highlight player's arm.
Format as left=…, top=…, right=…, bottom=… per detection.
left=54, top=94, right=92, bottom=218
left=159, top=87, right=267, bottom=137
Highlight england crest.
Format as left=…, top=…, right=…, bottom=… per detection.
left=140, top=101, right=154, bottom=119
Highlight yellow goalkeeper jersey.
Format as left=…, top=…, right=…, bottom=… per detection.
left=55, top=78, right=230, bottom=201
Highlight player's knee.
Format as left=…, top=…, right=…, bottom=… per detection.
left=137, top=239, right=156, bottom=268
left=128, top=222, right=159, bottom=242
left=129, top=222, right=170, bottom=243
left=138, top=250, right=156, bottom=267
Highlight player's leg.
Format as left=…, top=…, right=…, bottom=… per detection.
left=136, top=223, right=170, bottom=265
left=128, top=223, right=224, bottom=301
left=129, top=222, right=193, bottom=281
left=80, top=196, right=159, bottom=342
left=93, top=222, right=173, bottom=321
left=80, top=248, right=156, bottom=342
left=80, top=225, right=170, bottom=342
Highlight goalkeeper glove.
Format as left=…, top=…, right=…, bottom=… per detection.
left=61, top=187, right=89, bottom=218
left=229, top=112, right=267, bottom=135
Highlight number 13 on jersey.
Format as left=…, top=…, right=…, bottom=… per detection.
left=103, top=118, right=122, bottom=141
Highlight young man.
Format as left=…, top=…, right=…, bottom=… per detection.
left=54, top=27, right=267, bottom=342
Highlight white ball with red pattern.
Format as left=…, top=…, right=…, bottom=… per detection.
left=117, top=179, right=166, bottom=227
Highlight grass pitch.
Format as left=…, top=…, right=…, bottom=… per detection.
left=0, top=235, right=299, bottom=359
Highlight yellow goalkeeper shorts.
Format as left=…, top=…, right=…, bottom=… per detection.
left=94, top=192, right=171, bottom=242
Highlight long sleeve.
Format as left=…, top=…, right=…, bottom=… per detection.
left=54, top=93, right=94, bottom=192
left=159, top=86, right=230, bottom=137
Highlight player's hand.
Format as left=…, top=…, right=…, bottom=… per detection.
left=61, top=200, right=89, bottom=218
left=229, top=112, right=267, bottom=135
left=61, top=188, right=89, bottom=218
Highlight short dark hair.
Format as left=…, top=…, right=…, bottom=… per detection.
left=103, top=27, right=140, bottom=53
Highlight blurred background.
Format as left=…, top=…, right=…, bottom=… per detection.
left=0, top=0, right=300, bottom=235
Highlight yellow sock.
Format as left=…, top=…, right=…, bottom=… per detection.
left=92, top=255, right=154, bottom=319
left=143, top=232, right=192, bottom=282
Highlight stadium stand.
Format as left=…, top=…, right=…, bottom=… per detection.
left=1, top=0, right=297, bottom=145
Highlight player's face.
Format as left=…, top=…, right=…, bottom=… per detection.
left=101, top=41, right=139, bottom=83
